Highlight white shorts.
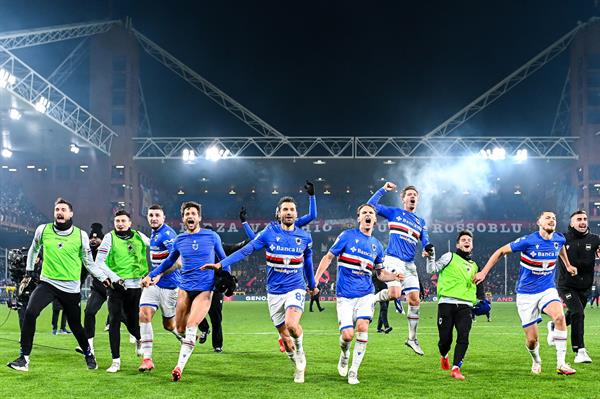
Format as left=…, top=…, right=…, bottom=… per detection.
left=383, top=255, right=420, bottom=293
left=267, top=289, right=306, bottom=328
left=139, top=285, right=179, bottom=319
left=336, top=294, right=375, bottom=331
left=516, top=287, right=561, bottom=328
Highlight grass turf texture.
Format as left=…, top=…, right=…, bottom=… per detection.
left=0, top=302, right=599, bottom=399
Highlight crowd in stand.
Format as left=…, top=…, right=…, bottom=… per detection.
left=0, top=180, right=45, bottom=231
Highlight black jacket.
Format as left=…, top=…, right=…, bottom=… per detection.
left=557, top=226, right=600, bottom=291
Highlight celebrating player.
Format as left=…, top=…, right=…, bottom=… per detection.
left=368, top=182, right=431, bottom=355
left=426, top=230, right=477, bottom=381
left=473, top=211, right=578, bottom=375
left=202, top=196, right=317, bottom=383
left=7, top=198, right=110, bottom=372
left=142, top=201, right=226, bottom=381
left=314, top=204, right=404, bottom=384
left=138, top=204, right=182, bottom=372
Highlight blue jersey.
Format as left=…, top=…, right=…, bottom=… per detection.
left=221, top=221, right=316, bottom=295
left=149, top=229, right=227, bottom=292
left=329, top=228, right=385, bottom=299
left=149, top=224, right=180, bottom=289
left=509, top=231, right=566, bottom=295
left=368, top=188, right=429, bottom=261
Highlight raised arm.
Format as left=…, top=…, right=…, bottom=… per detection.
left=303, top=238, right=316, bottom=291
left=202, top=233, right=266, bottom=271
left=239, top=206, right=257, bottom=240
left=367, top=182, right=396, bottom=218
left=296, top=181, right=317, bottom=227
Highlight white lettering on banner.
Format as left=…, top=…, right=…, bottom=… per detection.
left=173, top=219, right=529, bottom=234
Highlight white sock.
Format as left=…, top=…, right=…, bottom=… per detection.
left=554, top=329, right=568, bottom=367
left=140, top=322, right=153, bottom=359
left=88, top=338, right=94, bottom=354
left=339, top=335, right=351, bottom=357
left=375, top=289, right=389, bottom=303
left=176, top=327, right=197, bottom=371
left=23, top=355, right=30, bottom=362
left=350, top=332, right=368, bottom=374
left=292, top=334, right=304, bottom=355
left=527, top=343, right=541, bottom=364
left=112, top=357, right=121, bottom=364
left=408, top=305, right=420, bottom=340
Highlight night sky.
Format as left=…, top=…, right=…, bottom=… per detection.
left=1, top=0, right=597, bottom=139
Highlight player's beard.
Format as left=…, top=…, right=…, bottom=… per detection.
left=543, top=225, right=555, bottom=234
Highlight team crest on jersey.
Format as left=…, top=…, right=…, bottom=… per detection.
left=586, top=244, right=592, bottom=251
left=554, top=242, right=559, bottom=250
left=192, top=240, right=199, bottom=251
left=371, top=244, right=377, bottom=252
left=127, top=243, right=134, bottom=252
left=295, top=237, right=302, bottom=245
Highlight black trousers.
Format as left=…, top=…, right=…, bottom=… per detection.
left=437, top=303, right=473, bottom=367
left=20, top=282, right=89, bottom=356
left=309, top=294, right=324, bottom=311
left=557, top=286, right=589, bottom=352
left=377, top=301, right=390, bottom=330
left=198, top=290, right=224, bottom=348
left=107, top=287, right=141, bottom=359
left=84, top=285, right=108, bottom=339
left=51, top=299, right=67, bottom=330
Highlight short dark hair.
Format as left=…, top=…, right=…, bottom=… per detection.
left=148, top=204, right=163, bottom=211
left=180, top=201, right=201, bottom=217
left=537, top=210, right=555, bottom=220
left=401, top=185, right=418, bottom=198
left=55, top=197, right=73, bottom=211
left=115, top=209, right=131, bottom=219
left=277, top=196, right=297, bottom=211
left=570, top=209, right=587, bottom=218
left=356, top=203, right=376, bottom=216
left=456, top=230, right=473, bottom=243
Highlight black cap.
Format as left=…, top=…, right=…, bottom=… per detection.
left=89, top=223, right=104, bottom=239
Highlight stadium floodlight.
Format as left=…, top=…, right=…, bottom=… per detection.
left=182, top=148, right=196, bottom=162
left=229, top=189, right=236, bottom=195
left=177, top=189, right=185, bottom=195
left=479, top=147, right=506, bottom=161
left=26, top=165, right=35, bottom=169
left=69, top=144, right=80, bottom=154
left=514, top=149, right=528, bottom=162
left=1, top=147, right=12, bottom=158
left=272, top=188, right=279, bottom=195
left=0, top=68, right=17, bottom=88
left=205, top=146, right=230, bottom=161
left=313, top=160, right=326, bottom=165
left=383, top=160, right=395, bottom=165
left=8, top=108, right=21, bottom=120
left=514, top=189, right=522, bottom=195
left=324, top=189, right=331, bottom=195
left=34, top=96, right=49, bottom=113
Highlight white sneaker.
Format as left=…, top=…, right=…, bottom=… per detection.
left=348, top=370, right=360, bottom=385
left=293, top=368, right=305, bottom=383
left=405, top=339, right=425, bottom=356
left=531, top=361, right=542, bottom=375
left=106, top=360, right=121, bottom=373
left=546, top=321, right=555, bottom=347
left=337, top=352, right=349, bottom=377
left=574, top=348, right=592, bottom=364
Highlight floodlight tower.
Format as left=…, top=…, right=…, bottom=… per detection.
left=569, top=20, right=600, bottom=226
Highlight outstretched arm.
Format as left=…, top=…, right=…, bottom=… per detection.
left=367, top=182, right=396, bottom=218
left=473, top=244, right=512, bottom=284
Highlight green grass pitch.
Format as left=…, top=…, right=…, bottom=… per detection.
left=0, top=302, right=599, bottom=399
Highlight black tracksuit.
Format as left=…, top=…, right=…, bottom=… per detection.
left=556, top=226, right=600, bottom=352
left=198, top=238, right=249, bottom=350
